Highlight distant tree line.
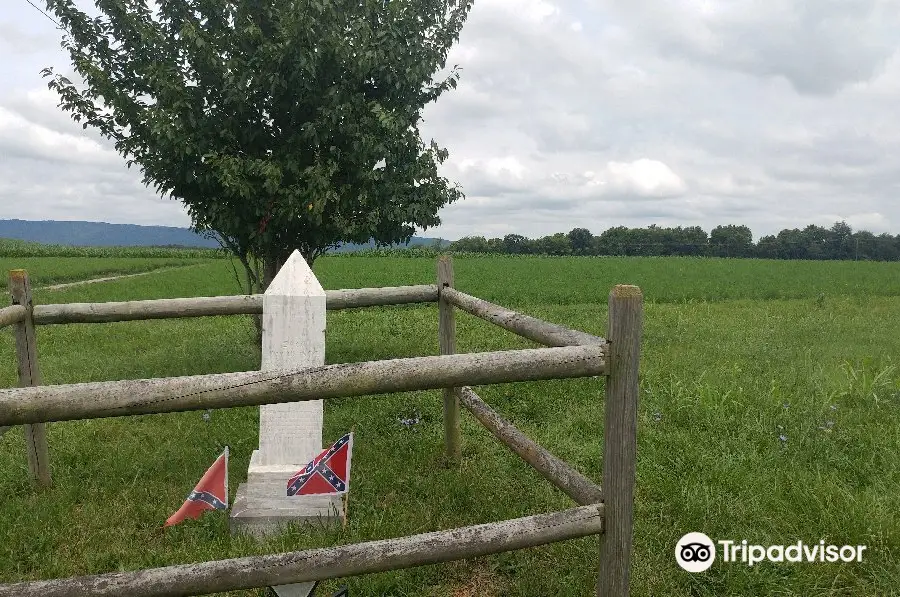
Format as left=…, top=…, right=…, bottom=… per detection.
left=446, top=222, right=900, bottom=261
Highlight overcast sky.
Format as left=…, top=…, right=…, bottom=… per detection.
left=2, top=0, right=900, bottom=241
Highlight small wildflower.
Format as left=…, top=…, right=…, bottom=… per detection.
left=202, top=409, right=211, bottom=423
left=652, top=411, right=662, bottom=422
left=778, top=434, right=788, bottom=443
left=397, top=412, right=422, bottom=429
left=829, top=404, right=838, bottom=411
left=782, top=402, right=790, bottom=409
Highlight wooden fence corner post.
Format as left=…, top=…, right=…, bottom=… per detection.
left=597, top=284, right=642, bottom=597
left=437, top=255, right=460, bottom=464
left=9, top=269, right=51, bottom=488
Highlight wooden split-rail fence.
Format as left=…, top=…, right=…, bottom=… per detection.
left=0, top=257, right=642, bottom=596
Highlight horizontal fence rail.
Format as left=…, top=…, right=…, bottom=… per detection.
left=441, top=287, right=605, bottom=347
left=0, top=345, right=606, bottom=426
left=457, top=387, right=603, bottom=506
left=0, top=304, right=26, bottom=328
left=0, top=504, right=604, bottom=597
left=31, top=284, right=439, bottom=325
left=325, top=284, right=438, bottom=310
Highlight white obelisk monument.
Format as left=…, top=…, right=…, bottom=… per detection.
left=231, top=250, right=341, bottom=538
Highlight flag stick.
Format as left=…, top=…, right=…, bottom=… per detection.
left=342, top=426, right=356, bottom=530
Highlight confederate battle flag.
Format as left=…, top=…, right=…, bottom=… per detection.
left=287, top=433, right=354, bottom=496
left=164, top=447, right=229, bottom=527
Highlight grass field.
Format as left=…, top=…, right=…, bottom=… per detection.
left=0, top=257, right=217, bottom=291
left=1, top=255, right=899, bottom=596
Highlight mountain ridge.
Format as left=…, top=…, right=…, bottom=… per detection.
left=0, top=219, right=449, bottom=251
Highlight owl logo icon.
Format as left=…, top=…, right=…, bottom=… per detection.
left=676, top=532, right=716, bottom=572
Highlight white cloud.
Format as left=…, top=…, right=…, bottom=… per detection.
left=818, top=212, right=893, bottom=234
left=0, top=106, right=114, bottom=166
left=484, top=0, right=561, bottom=23
left=603, top=0, right=900, bottom=95
left=603, top=159, right=687, bottom=197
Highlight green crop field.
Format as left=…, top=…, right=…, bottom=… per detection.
left=1, top=255, right=899, bottom=596
left=0, top=237, right=225, bottom=259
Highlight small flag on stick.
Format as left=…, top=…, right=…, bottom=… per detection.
left=287, top=433, right=354, bottom=496
left=164, top=447, right=229, bottom=527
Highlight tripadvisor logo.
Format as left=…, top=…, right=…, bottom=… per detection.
left=676, top=532, right=716, bottom=572
left=676, top=533, right=867, bottom=572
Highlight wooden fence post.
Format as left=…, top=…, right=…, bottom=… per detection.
left=597, top=285, right=642, bottom=597
left=9, top=270, right=51, bottom=487
left=437, top=256, right=460, bottom=463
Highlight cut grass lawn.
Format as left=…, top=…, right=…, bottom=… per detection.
left=1, top=256, right=899, bottom=596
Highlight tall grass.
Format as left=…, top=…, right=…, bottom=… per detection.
left=314, top=254, right=900, bottom=305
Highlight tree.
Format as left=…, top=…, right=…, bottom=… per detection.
left=827, top=221, right=854, bottom=260
left=676, top=226, right=709, bottom=256
left=43, top=0, right=473, bottom=291
left=710, top=225, right=753, bottom=258
left=567, top=227, right=592, bottom=255
left=852, top=230, right=875, bottom=261
left=755, top=235, right=779, bottom=259
left=656, top=226, right=680, bottom=256
left=533, top=233, right=572, bottom=256
left=801, top=225, right=829, bottom=260
left=872, top=233, right=900, bottom=261
left=486, top=237, right=503, bottom=253
left=775, top=228, right=807, bottom=259
left=595, top=226, right=630, bottom=256
left=502, top=234, right=529, bottom=254
left=450, top=236, right=490, bottom=253
left=631, top=225, right=659, bottom=256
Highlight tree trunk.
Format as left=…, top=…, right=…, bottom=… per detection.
left=262, top=257, right=280, bottom=291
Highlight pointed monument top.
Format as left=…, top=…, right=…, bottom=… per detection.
left=265, top=250, right=325, bottom=297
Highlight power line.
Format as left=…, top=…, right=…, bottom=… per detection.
left=25, top=0, right=62, bottom=29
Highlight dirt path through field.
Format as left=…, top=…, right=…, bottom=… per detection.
left=38, top=263, right=206, bottom=291
left=1, top=263, right=213, bottom=438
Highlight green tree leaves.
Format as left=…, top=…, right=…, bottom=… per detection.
left=43, top=0, right=472, bottom=286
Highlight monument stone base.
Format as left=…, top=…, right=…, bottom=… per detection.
left=230, top=450, right=343, bottom=539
